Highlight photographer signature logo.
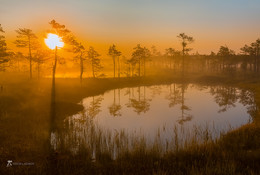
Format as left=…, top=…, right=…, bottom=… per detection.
left=6, top=160, right=34, bottom=167
left=6, top=160, right=12, bottom=167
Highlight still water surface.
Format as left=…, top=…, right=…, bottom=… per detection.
left=51, top=83, right=255, bottom=155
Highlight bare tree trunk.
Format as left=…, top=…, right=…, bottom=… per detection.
left=118, top=56, right=120, bottom=78
left=53, top=46, right=58, bottom=83
left=80, top=52, right=83, bottom=81
left=128, top=64, right=130, bottom=77
left=92, top=58, right=95, bottom=78
left=113, top=56, right=116, bottom=78
left=182, top=44, right=185, bottom=75
left=37, top=58, right=40, bottom=79
left=29, top=36, right=32, bottom=79
left=138, top=58, right=141, bottom=77
left=143, top=57, right=146, bottom=77
left=169, top=58, right=172, bottom=69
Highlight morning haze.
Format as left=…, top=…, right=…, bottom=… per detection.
left=0, top=0, right=260, bottom=174
left=1, top=0, right=260, bottom=55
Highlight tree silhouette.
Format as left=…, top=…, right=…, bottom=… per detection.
left=117, top=50, right=122, bottom=78
left=165, top=48, right=181, bottom=70
left=142, top=47, right=151, bottom=76
left=217, top=46, right=235, bottom=71
left=132, top=44, right=143, bottom=77
left=33, top=46, right=51, bottom=79
left=241, top=39, right=260, bottom=72
left=131, top=44, right=151, bottom=77
left=177, top=33, right=194, bottom=56
left=177, top=33, right=194, bottom=73
left=70, top=39, right=86, bottom=81
left=49, top=20, right=71, bottom=40
left=14, top=28, right=37, bottom=78
left=128, top=57, right=138, bottom=77
left=251, top=39, right=260, bottom=72
left=108, top=44, right=121, bottom=78
left=48, top=20, right=70, bottom=81
left=87, top=46, right=102, bottom=78
left=0, top=24, right=9, bottom=71
left=13, top=52, right=24, bottom=72
left=150, top=45, right=162, bottom=68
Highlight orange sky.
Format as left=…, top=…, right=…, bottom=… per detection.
left=1, top=0, right=260, bottom=57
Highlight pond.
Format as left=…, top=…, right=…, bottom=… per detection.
left=50, top=83, right=256, bottom=157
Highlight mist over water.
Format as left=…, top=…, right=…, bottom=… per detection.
left=50, top=83, right=254, bottom=155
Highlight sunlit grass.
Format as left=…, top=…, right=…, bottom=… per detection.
left=0, top=74, right=259, bottom=174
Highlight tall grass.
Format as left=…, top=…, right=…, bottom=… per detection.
left=51, top=113, right=233, bottom=160
left=43, top=112, right=259, bottom=175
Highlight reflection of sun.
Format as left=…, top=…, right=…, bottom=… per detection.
left=44, top=33, right=64, bottom=50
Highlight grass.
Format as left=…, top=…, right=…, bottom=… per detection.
left=0, top=72, right=260, bottom=174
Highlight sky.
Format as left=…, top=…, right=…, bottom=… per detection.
left=1, top=0, right=260, bottom=56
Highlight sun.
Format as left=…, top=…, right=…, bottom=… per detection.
left=44, top=33, right=64, bottom=50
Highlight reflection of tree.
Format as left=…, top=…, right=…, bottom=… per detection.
left=238, top=89, right=258, bottom=120
left=178, top=83, right=193, bottom=125
left=209, top=86, right=258, bottom=120
left=210, top=86, right=238, bottom=113
left=108, top=89, right=122, bottom=117
left=166, top=84, right=182, bottom=108
left=126, top=86, right=151, bottom=115
left=87, top=96, right=103, bottom=118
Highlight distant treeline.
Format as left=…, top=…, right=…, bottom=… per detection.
left=0, top=21, right=260, bottom=79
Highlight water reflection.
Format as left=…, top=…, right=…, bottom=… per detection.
left=166, top=84, right=182, bottom=108
left=210, top=86, right=238, bottom=113
left=87, top=96, right=103, bottom=118
left=178, top=83, right=193, bottom=125
left=108, top=89, right=122, bottom=117
left=126, top=86, right=151, bottom=114
left=50, top=83, right=257, bottom=156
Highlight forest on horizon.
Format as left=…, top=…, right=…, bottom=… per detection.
left=1, top=20, right=260, bottom=80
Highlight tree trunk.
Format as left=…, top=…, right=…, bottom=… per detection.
left=113, top=56, right=116, bottom=78
left=37, top=58, right=40, bottom=79
left=182, top=44, right=185, bottom=75
left=92, top=58, right=95, bottom=78
left=53, top=46, right=58, bottom=83
left=29, top=36, right=32, bottom=79
left=138, top=57, right=141, bottom=77
left=118, top=56, right=120, bottom=78
left=143, top=57, right=146, bottom=77
left=80, top=52, right=83, bottom=81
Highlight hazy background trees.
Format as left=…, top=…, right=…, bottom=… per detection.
left=241, top=39, right=260, bottom=72
left=14, top=28, right=37, bottom=78
left=108, top=45, right=121, bottom=78
left=1, top=19, right=260, bottom=80
left=0, top=24, right=9, bottom=72
left=131, top=44, right=151, bottom=77
left=217, top=46, right=235, bottom=72
left=70, top=39, right=86, bottom=81
left=87, top=46, right=103, bottom=78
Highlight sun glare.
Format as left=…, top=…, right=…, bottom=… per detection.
left=44, top=33, right=64, bottom=50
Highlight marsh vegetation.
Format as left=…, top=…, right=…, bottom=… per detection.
left=0, top=21, right=260, bottom=174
